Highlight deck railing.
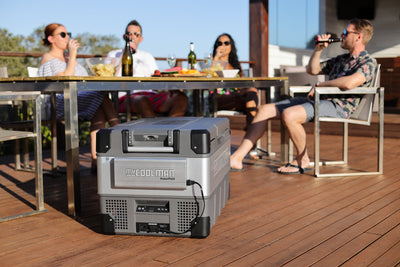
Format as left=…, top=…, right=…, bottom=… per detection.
left=0, top=51, right=256, bottom=70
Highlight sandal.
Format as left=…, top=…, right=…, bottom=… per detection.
left=249, top=149, right=261, bottom=160
left=277, top=163, right=312, bottom=174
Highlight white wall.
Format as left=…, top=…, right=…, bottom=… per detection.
left=269, top=0, right=400, bottom=77
left=269, top=44, right=314, bottom=76
left=321, top=0, right=400, bottom=58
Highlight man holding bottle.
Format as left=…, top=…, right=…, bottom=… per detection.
left=108, top=20, right=188, bottom=117
left=230, top=18, right=377, bottom=174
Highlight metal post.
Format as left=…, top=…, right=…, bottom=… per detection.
left=63, top=81, right=81, bottom=216
left=34, top=94, right=45, bottom=211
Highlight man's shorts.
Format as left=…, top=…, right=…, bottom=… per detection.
left=119, top=91, right=169, bottom=113
left=275, top=97, right=347, bottom=122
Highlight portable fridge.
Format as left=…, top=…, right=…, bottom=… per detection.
left=96, top=117, right=230, bottom=238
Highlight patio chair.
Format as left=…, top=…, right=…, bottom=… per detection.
left=27, top=67, right=58, bottom=174
left=289, top=64, right=383, bottom=177
left=0, top=91, right=47, bottom=222
left=0, top=67, right=7, bottom=77
left=280, top=65, right=326, bottom=87
left=27, top=67, right=38, bottom=77
left=0, top=67, right=58, bottom=174
left=0, top=67, right=30, bottom=169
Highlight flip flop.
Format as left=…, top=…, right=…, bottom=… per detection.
left=249, top=150, right=261, bottom=160
left=277, top=163, right=312, bottom=174
left=230, top=167, right=244, bottom=172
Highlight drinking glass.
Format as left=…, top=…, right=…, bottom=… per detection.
left=204, top=53, right=213, bottom=68
left=167, top=54, right=176, bottom=68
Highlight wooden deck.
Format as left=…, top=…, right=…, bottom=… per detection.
left=1, top=124, right=400, bottom=266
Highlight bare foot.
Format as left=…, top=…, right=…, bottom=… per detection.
left=230, top=155, right=243, bottom=170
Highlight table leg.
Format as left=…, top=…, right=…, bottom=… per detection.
left=34, top=94, right=45, bottom=211
left=212, top=89, right=217, bottom=118
left=192, top=90, right=200, bottom=116
left=280, top=122, right=290, bottom=163
left=63, top=82, right=81, bottom=216
left=50, top=93, right=58, bottom=174
left=254, top=87, right=276, bottom=157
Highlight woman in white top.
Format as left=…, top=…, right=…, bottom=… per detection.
left=38, top=23, right=120, bottom=172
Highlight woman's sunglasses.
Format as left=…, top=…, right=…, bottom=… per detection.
left=217, top=41, right=231, bottom=46
left=53, top=32, right=71, bottom=38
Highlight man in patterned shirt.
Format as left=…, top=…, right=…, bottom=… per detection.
left=230, top=18, right=377, bottom=174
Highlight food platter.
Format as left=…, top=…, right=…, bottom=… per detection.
left=161, top=73, right=207, bottom=77
left=153, top=67, right=207, bottom=77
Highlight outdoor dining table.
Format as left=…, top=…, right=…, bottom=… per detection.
left=0, top=76, right=289, bottom=216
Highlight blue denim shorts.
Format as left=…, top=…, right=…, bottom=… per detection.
left=275, top=97, right=347, bottom=122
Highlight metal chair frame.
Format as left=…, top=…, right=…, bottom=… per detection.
left=0, top=91, right=47, bottom=222
left=288, top=65, right=384, bottom=177
left=27, top=66, right=58, bottom=174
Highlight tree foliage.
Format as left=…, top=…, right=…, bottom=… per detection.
left=0, top=26, right=121, bottom=77
left=0, top=28, right=36, bottom=77
left=75, top=32, right=121, bottom=56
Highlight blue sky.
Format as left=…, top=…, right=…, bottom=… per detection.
left=0, top=0, right=319, bottom=69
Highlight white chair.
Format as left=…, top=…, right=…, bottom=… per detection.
left=27, top=67, right=38, bottom=77
left=0, top=67, right=8, bottom=78
left=280, top=65, right=326, bottom=87
left=0, top=91, right=47, bottom=222
left=289, top=64, right=383, bottom=177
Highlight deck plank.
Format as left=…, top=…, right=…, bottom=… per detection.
left=314, top=210, right=400, bottom=266
left=0, top=123, right=400, bottom=266
left=342, top=225, right=400, bottom=266
left=185, top=177, right=400, bottom=266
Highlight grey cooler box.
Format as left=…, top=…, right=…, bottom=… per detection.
left=96, top=117, right=230, bottom=238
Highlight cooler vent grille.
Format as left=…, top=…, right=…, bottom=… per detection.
left=105, top=199, right=128, bottom=230
left=177, top=201, right=197, bottom=232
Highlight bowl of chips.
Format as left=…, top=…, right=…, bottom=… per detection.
left=199, top=61, right=228, bottom=77
left=86, top=57, right=121, bottom=76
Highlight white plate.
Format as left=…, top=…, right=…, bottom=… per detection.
left=215, top=69, right=239, bottom=78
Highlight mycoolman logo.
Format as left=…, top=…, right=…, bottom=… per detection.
left=125, top=168, right=175, bottom=180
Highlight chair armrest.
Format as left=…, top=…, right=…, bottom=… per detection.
left=290, top=86, right=380, bottom=100
left=0, top=91, right=42, bottom=101
left=289, top=86, right=312, bottom=97
left=315, top=86, right=378, bottom=95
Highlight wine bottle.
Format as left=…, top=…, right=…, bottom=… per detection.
left=122, top=35, right=133, bottom=76
left=188, top=42, right=197, bottom=70
left=315, top=37, right=342, bottom=45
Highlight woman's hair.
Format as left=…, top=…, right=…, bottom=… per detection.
left=212, top=33, right=242, bottom=74
left=42, top=23, right=63, bottom=46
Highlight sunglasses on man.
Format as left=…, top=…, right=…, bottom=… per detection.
left=342, top=29, right=359, bottom=37
left=53, top=32, right=71, bottom=38
left=124, top=32, right=141, bottom=39
left=217, top=41, right=231, bottom=46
